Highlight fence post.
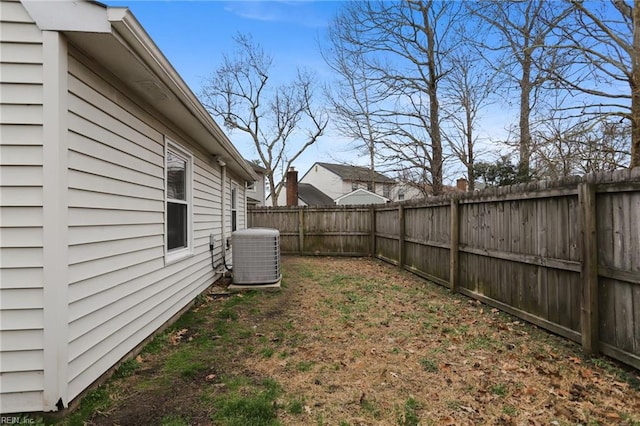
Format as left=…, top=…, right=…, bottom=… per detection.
left=398, top=204, right=405, bottom=268
left=298, top=208, right=304, bottom=255
left=578, top=182, right=599, bottom=355
left=450, top=198, right=460, bottom=293
left=370, top=205, right=376, bottom=257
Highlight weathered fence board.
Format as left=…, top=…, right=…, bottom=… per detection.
left=248, top=168, right=640, bottom=370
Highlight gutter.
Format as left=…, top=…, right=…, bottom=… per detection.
left=106, top=8, right=257, bottom=182
left=22, top=0, right=256, bottom=182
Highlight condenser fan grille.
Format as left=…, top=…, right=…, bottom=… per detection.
left=232, top=228, right=281, bottom=285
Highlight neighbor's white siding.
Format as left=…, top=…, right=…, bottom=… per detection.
left=0, top=0, right=46, bottom=412
left=300, top=164, right=343, bottom=200
left=336, top=190, right=386, bottom=206
left=65, top=48, right=224, bottom=400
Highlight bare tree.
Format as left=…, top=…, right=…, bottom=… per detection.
left=200, top=34, right=328, bottom=206
left=441, top=52, right=496, bottom=191
left=322, top=29, right=385, bottom=191
left=470, top=1, right=574, bottom=180
left=534, top=114, right=631, bottom=177
left=328, top=0, right=463, bottom=195
left=547, top=0, right=638, bottom=167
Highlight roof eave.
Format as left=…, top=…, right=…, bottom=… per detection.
left=106, top=9, right=257, bottom=181
left=22, top=0, right=256, bottom=182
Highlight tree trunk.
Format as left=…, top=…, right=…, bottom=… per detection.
left=424, top=6, right=443, bottom=196
left=632, top=0, right=640, bottom=167
left=467, top=107, right=475, bottom=191
left=519, top=54, right=532, bottom=179
left=268, top=174, right=278, bottom=207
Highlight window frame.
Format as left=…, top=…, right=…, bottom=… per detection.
left=164, top=139, right=193, bottom=264
left=231, top=183, right=238, bottom=232
left=383, top=183, right=390, bottom=198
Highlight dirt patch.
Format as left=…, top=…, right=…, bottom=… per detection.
left=79, top=256, right=640, bottom=425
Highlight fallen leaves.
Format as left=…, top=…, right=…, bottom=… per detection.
left=168, top=328, right=188, bottom=345
left=96, top=257, right=640, bottom=426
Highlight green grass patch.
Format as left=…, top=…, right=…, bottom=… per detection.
left=419, top=358, right=439, bottom=373
left=164, top=347, right=208, bottom=379
left=211, top=377, right=282, bottom=426
left=296, top=360, right=314, bottom=372
left=491, top=383, right=508, bottom=397
left=260, top=347, right=275, bottom=358
left=502, top=404, right=517, bottom=416
left=465, top=335, right=497, bottom=351
left=360, top=397, right=382, bottom=420
left=218, top=307, right=239, bottom=321
left=62, top=387, right=111, bottom=426
left=160, top=414, right=191, bottom=426
left=113, top=358, right=139, bottom=379
left=396, top=398, right=420, bottom=426
left=287, top=398, right=304, bottom=415
left=142, top=331, right=170, bottom=355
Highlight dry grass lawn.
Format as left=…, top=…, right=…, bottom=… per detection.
left=58, top=256, right=640, bottom=425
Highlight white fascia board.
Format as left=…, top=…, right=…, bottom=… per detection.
left=23, top=1, right=256, bottom=183
left=106, top=9, right=257, bottom=183
left=22, top=0, right=111, bottom=33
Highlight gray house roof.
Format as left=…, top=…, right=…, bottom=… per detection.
left=298, top=183, right=334, bottom=206
left=315, top=162, right=395, bottom=184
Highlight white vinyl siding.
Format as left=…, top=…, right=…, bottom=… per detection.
left=236, top=180, right=246, bottom=230
left=300, top=164, right=343, bottom=200
left=0, top=0, right=45, bottom=412
left=65, top=49, right=224, bottom=400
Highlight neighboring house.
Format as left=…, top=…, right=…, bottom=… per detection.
left=246, top=161, right=267, bottom=207
left=271, top=163, right=394, bottom=206
left=0, top=0, right=256, bottom=414
left=267, top=168, right=334, bottom=206
left=301, top=162, right=396, bottom=201
left=335, top=188, right=389, bottom=205
left=296, top=183, right=335, bottom=206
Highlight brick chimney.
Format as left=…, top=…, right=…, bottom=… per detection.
left=456, top=178, right=468, bottom=192
left=286, top=167, right=298, bottom=206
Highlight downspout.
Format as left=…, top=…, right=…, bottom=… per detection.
left=244, top=186, right=248, bottom=229
left=219, top=158, right=227, bottom=253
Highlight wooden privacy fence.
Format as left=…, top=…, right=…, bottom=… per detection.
left=248, top=168, right=640, bottom=370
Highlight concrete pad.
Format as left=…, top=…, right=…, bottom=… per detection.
left=227, top=279, right=282, bottom=292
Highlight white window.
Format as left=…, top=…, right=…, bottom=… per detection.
left=231, top=184, right=238, bottom=232
left=352, top=181, right=358, bottom=191
left=383, top=184, right=390, bottom=198
left=165, top=141, right=192, bottom=262
left=247, top=181, right=256, bottom=191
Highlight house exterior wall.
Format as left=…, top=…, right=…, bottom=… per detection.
left=300, top=164, right=397, bottom=201
left=65, top=47, right=232, bottom=401
left=0, top=0, right=249, bottom=412
left=0, top=0, right=46, bottom=412
left=393, top=183, right=426, bottom=202
left=350, top=181, right=392, bottom=199
left=335, top=190, right=386, bottom=205
left=247, top=173, right=265, bottom=206
left=299, top=164, right=343, bottom=200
